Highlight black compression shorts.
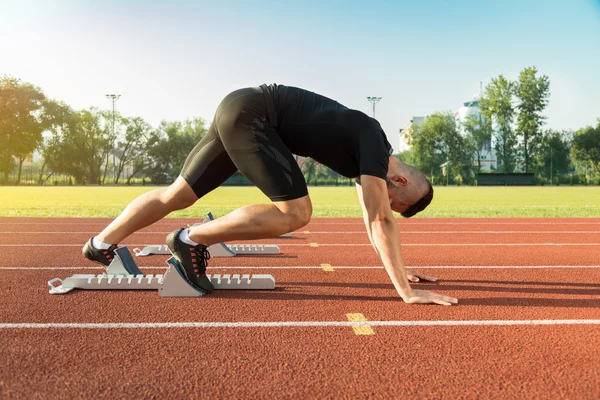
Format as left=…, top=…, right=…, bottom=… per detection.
left=180, top=86, right=308, bottom=202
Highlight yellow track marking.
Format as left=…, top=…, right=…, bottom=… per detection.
left=320, top=263, right=334, bottom=272
left=346, top=313, right=375, bottom=335
left=304, top=230, right=310, bottom=234
left=309, top=243, right=319, bottom=248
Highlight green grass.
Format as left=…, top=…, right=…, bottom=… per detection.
left=0, top=186, right=599, bottom=218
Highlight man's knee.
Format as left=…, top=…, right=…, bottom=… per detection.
left=286, top=200, right=312, bottom=230
left=274, top=195, right=312, bottom=231
left=162, top=177, right=198, bottom=209
left=290, top=208, right=311, bottom=230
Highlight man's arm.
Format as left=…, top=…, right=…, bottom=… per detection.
left=356, top=182, right=437, bottom=283
left=355, top=182, right=379, bottom=254
left=356, top=175, right=457, bottom=305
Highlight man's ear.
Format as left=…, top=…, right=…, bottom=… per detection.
left=389, top=175, right=409, bottom=186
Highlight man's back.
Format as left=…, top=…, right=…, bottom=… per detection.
left=266, top=84, right=393, bottom=180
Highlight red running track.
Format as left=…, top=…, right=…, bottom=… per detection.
left=0, top=217, right=599, bottom=399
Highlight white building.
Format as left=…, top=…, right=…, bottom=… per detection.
left=398, top=116, right=426, bottom=152
left=454, top=96, right=497, bottom=171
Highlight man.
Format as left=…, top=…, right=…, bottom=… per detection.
left=82, top=84, right=457, bottom=306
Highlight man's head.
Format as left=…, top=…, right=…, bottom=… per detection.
left=385, top=157, right=433, bottom=217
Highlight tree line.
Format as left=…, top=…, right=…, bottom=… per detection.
left=1, top=72, right=598, bottom=186
left=402, top=66, right=600, bottom=185
left=0, top=76, right=211, bottom=185
left=0, top=75, right=362, bottom=187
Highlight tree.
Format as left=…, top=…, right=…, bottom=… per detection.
left=144, top=119, right=207, bottom=184
left=571, top=122, right=600, bottom=175
left=480, top=75, right=517, bottom=173
left=514, top=66, right=551, bottom=172
left=462, top=114, right=493, bottom=173
left=45, top=108, right=110, bottom=184
left=535, top=130, right=572, bottom=182
left=37, top=100, right=73, bottom=184
left=301, top=158, right=317, bottom=185
left=0, top=76, right=47, bottom=184
left=113, top=117, right=152, bottom=183
left=408, top=112, right=470, bottom=184
left=396, top=149, right=416, bottom=166
left=0, top=151, right=14, bottom=183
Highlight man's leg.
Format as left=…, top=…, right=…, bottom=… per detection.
left=187, top=195, right=312, bottom=246
left=166, top=86, right=308, bottom=293
left=185, top=88, right=311, bottom=246
left=97, top=176, right=198, bottom=245
left=84, top=117, right=236, bottom=267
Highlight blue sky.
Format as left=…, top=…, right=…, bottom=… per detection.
left=1, top=0, right=599, bottom=152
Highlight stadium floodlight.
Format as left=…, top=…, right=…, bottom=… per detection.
left=105, top=94, right=121, bottom=183
left=366, top=96, right=382, bottom=118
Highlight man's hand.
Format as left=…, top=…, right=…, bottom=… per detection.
left=356, top=175, right=458, bottom=306
left=406, top=270, right=437, bottom=283
left=402, top=289, right=458, bottom=306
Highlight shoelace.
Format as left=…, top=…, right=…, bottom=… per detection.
left=102, top=250, right=114, bottom=262
left=189, top=246, right=211, bottom=277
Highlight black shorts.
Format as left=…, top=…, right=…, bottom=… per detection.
left=180, top=86, right=308, bottom=202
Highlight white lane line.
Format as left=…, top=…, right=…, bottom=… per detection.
left=0, top=244, right=147, bottom=247
left=2, top=243, right=600, bottom=247
left=1, top=319, right=599, bottom=329
left=293, top=231, right=600, bottom=234
left=2, top=265, right=600, bottom=271
left=1, top=221, right=600, bottom=226
left=1, top=230, right=600, bottom=234
left=286, top=243, right=600, bottom=247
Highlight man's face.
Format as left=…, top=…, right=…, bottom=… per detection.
left=388, top=188, right=410, bottom=214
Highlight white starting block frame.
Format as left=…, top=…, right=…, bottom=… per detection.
left=133, top=243, right=280, bottom=257
left=48, top=247, right=275, bottom=297
left=133, top=212, right=287, bottom=257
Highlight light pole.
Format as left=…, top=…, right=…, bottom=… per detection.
left=550, top=147, right=553, bottom=183
left=366, top=96, right=382, bottom=118
left=105, top=94, right=121, bottom=183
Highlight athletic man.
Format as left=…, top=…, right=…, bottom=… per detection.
left=82, top=84, right=457, bottom=306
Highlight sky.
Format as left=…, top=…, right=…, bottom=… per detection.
left=1, top=0, right=599, bottom=152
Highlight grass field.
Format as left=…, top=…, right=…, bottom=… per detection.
left=1, top=186, right=599, bottom=218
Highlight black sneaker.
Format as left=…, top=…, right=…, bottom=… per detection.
left=166, top=228, right=214, bottom=294
left=82, top=238, right=117, bottom=268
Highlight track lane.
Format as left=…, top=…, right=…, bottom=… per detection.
left=1, top=217, right=599, bottom=399
left=1, top=268, right=599, bottom=323
left=4, top=231, right=600, bottom=245
left=1, top=326, right=598, bottom=399
left=0, top=244, right=598, bottom=267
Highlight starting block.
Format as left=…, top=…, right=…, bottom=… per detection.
left=48, top=247, right=275, bottom=297
left=133, top=212, right=284, bottom=257
left=133, top=243, right=280, bottom=258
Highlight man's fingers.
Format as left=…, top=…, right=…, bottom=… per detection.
left=406, top=270, right=438, bottom=282
left=439, top=296, right=458, bottom=304
left=405, top=290, right=458, bottom=306
left=432, top=293, right=458, bottom=304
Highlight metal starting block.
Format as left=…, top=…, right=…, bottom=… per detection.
left=48, top=247, right=275, bottom=296
left=133, top=243, right=280, bottom=257
left=133, top=212, right=284, bottom=257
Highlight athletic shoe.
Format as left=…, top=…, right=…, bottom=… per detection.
left=82, top=238, right=117, bottom=268
left=166, top=228, right=215, bottom=294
